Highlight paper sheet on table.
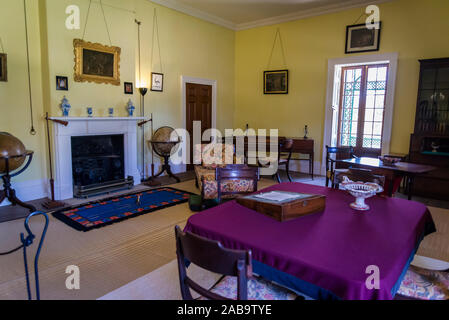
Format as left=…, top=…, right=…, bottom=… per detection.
left=253, top=191, right=300, bottom=202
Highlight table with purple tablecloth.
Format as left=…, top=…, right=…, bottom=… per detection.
left=184, top=182, right=435, bottom=300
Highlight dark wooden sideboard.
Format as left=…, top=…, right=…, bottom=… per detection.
left=222, top=136, right=314, bottom=179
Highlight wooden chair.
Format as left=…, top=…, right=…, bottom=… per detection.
left=325, top=145, right=357, bottom=188
left=333, top=167, right=385, bottom=190
left=175, top=226, right=299, bottom=300
left=216, top=164, right=258, bottom=203
left=276, top=139, right=294, bottom=183
left=257, top=139, right=293, bottom=183
left=175, top=225, right=251, bottom=300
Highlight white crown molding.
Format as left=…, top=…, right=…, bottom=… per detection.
left=149, top=0, right=236, bottom=30
left=149, top=0, right=394, bottom=31
left=235, top=0, right=394, bottom=31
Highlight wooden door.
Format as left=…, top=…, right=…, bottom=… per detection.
left=186, top=83, right=212, bottom=170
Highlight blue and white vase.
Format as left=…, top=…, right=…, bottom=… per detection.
left=60, top=96, right=71, bottom=117
left=108, top=108, right=114, bottom=117
left=126, top=99, right=135, bottom=117
left=87, top=107, right=93, bottom=117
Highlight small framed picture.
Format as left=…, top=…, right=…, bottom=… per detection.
left=0, top=53, right=7, bottom=82
left=124, top=82, right=133, bottom=94
left=264, top=70, right=288, bottom=94
left=151, top=72, right=164, bottom=92
left=345, top=22, right=381, bottom=54
left=56, top=76, right=68, bottom=91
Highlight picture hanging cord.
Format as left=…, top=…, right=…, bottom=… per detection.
left=352, top=11, right=368, bottom=25
left=23, top=0, right=36, bottom=136
left=135, top=19, right=143, bottom=89
left=150, top=8, right=163, bottom=73
left=267, top=28, right=287, bottom=70
left=82, top=0, right=112, bottom=46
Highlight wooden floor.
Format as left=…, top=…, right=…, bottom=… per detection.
left=0, top=173, right=448, bottom=300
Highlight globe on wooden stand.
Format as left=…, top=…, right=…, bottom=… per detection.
left=150, top=126, right=181, bottom=183
left=0, top=132, right=36, bottom=212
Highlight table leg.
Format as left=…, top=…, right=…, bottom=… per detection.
left=310, top=153, right=314, bottom=180
left=407, top=175, right=415, bottom=201
left=285, top=159, right=292, bottom=182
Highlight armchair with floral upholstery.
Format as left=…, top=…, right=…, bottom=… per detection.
left=194, top=143, right=256, bottom=201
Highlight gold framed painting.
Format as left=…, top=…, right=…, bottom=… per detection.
left=73, top=39, right=121, bottom=86
left=0, top=53, right=7, bottom=82
left=264, top=70, right=288, bottom=94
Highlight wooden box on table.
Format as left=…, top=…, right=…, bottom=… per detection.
left=236, top=192, right=325, bottom=222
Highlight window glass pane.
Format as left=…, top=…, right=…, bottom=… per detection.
left=365, top=109, right=374, bottom=122
left=353, top=108, right=359, bottom=121
left=372, top=136, right=381, bottom=149
left=341, top=134, right=349, bottom=146
left=377, top=67, right=387, bottom=81
left=374, top=109, right=384, bottom=122
left=436, top=67, right=449, bottom=89
left=375, top=95, right=385, bottom=108
left=373, top=122, right=383, bottom=135
left=364, top=123, right=373, bottom=135
left=351, top=122, right=358, bottom=134
left=366, top=95, right=375, bottom=108
left=346, top=69, right=354, bottom=82
left=368, top=68, right=377, bottom=82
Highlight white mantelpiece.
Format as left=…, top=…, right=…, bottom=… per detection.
left=50, top=117, right=146, bottom=200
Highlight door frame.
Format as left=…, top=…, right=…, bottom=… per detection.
left=321, top=52, right=398, bottom=175
left=180, top=76, right=217, bottom=169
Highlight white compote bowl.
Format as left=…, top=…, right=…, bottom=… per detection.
left=340, top=176, right=383, bottom=211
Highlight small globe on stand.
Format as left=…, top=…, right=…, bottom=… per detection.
left=0, top=132, right=27, bottom=173
left=0, top=132, right=36, bottom=214
left=149, top=126, right=181, bottom=183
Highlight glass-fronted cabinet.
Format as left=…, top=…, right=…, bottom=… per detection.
left=415, top=58, right=449, bottom=135
left=409, top=58, right=449, bottom=200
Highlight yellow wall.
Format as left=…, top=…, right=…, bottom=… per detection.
left=0, top=0, right=235, bottom=189
left=0, top=0, right=47, bottom=183
left=234, top=0, right=449, bottom=165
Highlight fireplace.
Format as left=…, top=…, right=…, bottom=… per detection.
left=50, top=117, right=144, bottom=201
left=71, top=134, right=133, bottom=198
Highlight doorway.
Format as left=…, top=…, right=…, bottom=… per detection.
left=185, top=82, right=212, bottom=170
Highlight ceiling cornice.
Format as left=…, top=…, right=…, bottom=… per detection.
left=149, top=0, right=394, bottom=31
left=149, top=0, right=236, bottom=30
left=235, top=0, right=393, bottom=30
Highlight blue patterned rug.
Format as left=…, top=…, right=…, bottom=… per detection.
left=53, top=187, right=193, bottom=232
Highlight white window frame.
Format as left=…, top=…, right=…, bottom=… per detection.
left=321, top=53, right=398, bottom=175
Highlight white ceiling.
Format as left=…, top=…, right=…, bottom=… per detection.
left=150, top=0, right=392, bottom=30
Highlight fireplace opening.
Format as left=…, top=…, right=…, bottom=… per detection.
left=71, top=134, right=133, bottom=198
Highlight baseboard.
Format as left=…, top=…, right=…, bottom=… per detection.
left=0, top=179, right=49, bottom=207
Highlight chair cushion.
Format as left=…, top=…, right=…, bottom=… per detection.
left=194, top=166, right=215, bottom=190
left=203, top=276, right=297, bottom=300
left=202, top=179, right=255, bottom=199
left=397, top=265, right=449, bottom=300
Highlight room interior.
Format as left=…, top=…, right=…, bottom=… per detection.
left=0, top=0, right=449, bottom=301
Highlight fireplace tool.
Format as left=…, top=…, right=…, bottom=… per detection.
left=42, top=113, right=67, bottom=209
left=0, top=211, right=49, bottom=300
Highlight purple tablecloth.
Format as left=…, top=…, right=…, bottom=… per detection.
left=184, top=182, right=435, bottom=300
